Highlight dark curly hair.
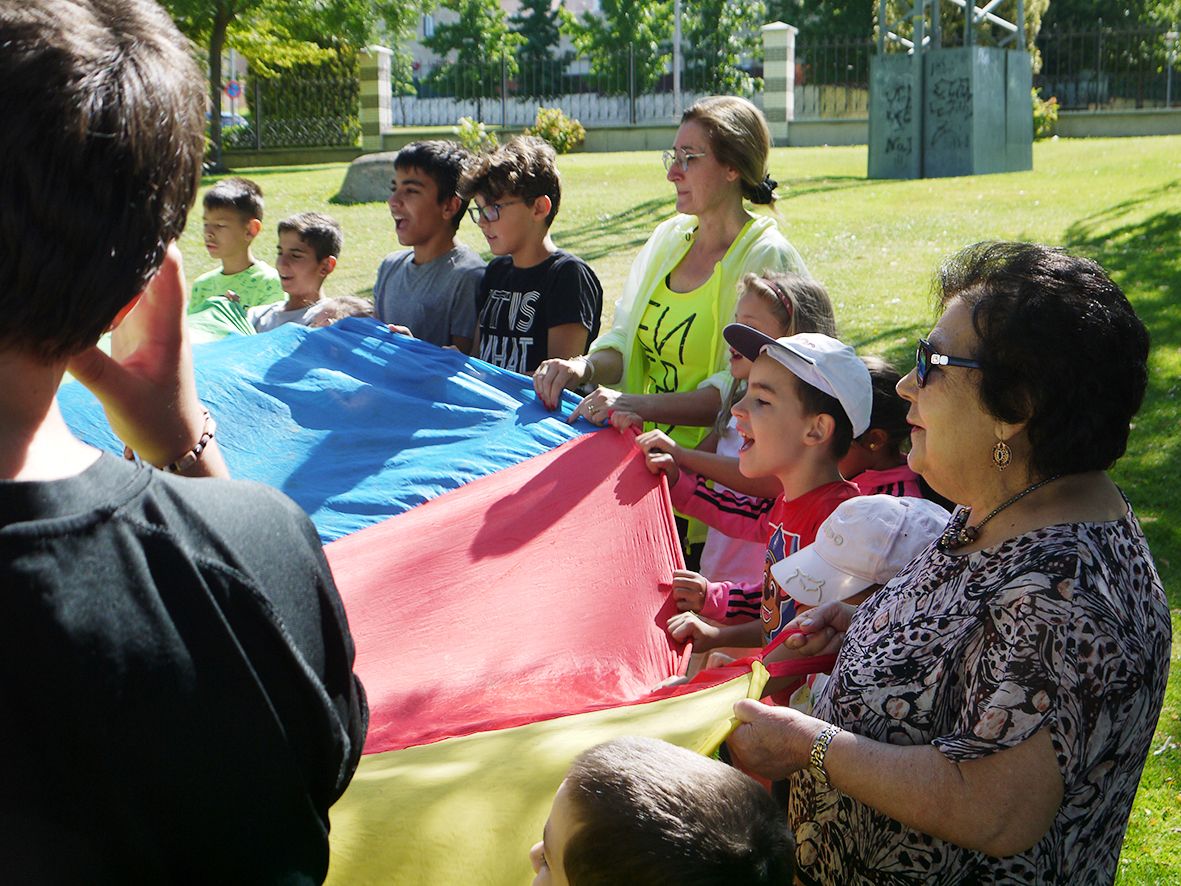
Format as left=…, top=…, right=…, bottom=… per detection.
left=937, top=241, right=1150, bottom=479
left=458, top=135, right=561, bottom=227
left=0, top=0, right=205, bottom=362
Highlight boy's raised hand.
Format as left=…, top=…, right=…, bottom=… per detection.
left=67, top=244, right=227, bottom=478
left=666, top=611, right=721, bottom=649
left=671, top=569, right=709, bottom=612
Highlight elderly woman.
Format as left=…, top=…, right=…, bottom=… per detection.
left=532, top=95, right=807, bottom=450
left=728, top=242, right=1170, bottom=883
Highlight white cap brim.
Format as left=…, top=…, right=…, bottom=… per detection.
left=770, top=545, right=873, bottom=605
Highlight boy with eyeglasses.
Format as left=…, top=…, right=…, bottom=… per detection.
left=374, top=140, right=485, bottom=352
left=459, top=136, right=603, bottom=374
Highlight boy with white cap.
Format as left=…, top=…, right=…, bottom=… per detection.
left=769, top=494, right=951, bottom=609
left=762, top=494, right=950, bottom=707
left=652, top=325, right=872, bottom=653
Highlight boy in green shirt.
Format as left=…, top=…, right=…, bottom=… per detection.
left=188, top=178, right=283, bottom=338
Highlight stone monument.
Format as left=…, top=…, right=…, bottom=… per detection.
left=869, top=0, right=1033, bottom=179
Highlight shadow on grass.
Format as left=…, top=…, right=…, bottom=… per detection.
left=202, top=164, right=341, bottom=182
left=556, top=196, right=672, bottom=261
left=1060, top=182, right=1181, bottom=604
left=779, top=174, right=900, bottom=201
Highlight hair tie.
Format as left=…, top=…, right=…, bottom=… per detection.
left=750, top=174, right=778, bottom=204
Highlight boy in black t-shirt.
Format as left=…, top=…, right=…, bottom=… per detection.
left=459, top=136, right=603, bottom=374
left=0, top=2, right=366, bottom=880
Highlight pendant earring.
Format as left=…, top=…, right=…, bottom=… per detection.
left=992, top=440, right=1012, bottom=471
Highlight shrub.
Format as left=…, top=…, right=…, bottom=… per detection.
left=1032, top=88, right=1058, bottom=140
left=525, top=107, right=586, bottom=154
left=454, top=116, right=498, bottom=153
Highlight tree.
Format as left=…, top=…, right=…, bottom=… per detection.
left=682, top=0, right=766, bottom=95
left=164, top=0, right=266, bottom=168
left=560, top=0, right=674, bottom=94
left=162, top=0, right=418, bottom=164
left=422, top=0, right=525, bottom=116
left=1042, top=0, right=1181, bottom=29
left=767, top=0, right=873, bottom=43
left=512, top=0, right=567, bottom=96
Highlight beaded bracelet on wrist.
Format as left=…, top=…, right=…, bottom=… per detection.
left=123, top=408, right=216, bottom=474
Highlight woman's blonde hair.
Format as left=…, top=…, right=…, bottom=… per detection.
left=714, top=272, right=837, bottom=435
left=681, top=96, right=777, bottom=206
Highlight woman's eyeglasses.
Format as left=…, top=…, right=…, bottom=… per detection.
left=662, top=149, right=707, bottom=173
left=915, top=337, right=982, bottom=387
left=467, top=200, right=525, bottom=224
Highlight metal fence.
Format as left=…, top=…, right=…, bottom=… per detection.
left=794, top=36, right=873, bottom=118
left=1035, top=25, right=1180, bottom=110
left=220, top=74, right=361, bottom=150
left=393, top=44, right=761, bottom=127
left=213, top=25, right=1179, bottom=149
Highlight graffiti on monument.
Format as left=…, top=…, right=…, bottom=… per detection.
left=927, top=60, right=971, bottom=149
left=884, top=80, right=913, bottom=159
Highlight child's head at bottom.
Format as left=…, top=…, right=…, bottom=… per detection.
left=531, top=736, right=793, bottom=885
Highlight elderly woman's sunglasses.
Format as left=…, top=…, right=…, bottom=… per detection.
left=916, top=337, right=982, bottom=387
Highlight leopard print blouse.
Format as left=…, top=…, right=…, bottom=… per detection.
left=789, top=505, right=1171, bottom=885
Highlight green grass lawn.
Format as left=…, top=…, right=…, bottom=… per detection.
left=192, top=135, right=1181, bottom=881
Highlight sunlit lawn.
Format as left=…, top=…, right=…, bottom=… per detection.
left=190, top=135, right=1181, bottom=881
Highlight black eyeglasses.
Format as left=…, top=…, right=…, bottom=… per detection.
left=915, top=337, right=982, bottom=387
left=467, top=200, right=525, bottom=224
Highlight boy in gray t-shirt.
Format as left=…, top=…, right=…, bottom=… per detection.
left=375, top=141, right=485, bottom=353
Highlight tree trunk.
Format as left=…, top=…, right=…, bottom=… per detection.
left=208, top=4, right=233, bottom=171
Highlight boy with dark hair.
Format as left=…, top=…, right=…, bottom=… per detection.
left=530, top=736, right=794, bottom=885
left=460, top=135, right=603, bottom=374
left=374, top=140, right=484, bottom=352
left=0, top=1, right=366, bottom=880
left=190, top=176, right=284, bottom=311
left=249, top=211, right=343, bottom=332
left=649, top=330, right=870, bottom=651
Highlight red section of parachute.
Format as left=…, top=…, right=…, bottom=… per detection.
left=327, top=429, right=691, bottom=753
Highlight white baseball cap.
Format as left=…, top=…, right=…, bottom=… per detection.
left=723, top=325, right=873, bottom=437
left=770, top=495, right=951, bottom=605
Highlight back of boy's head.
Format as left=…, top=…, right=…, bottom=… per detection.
left=0, top=0, right=204, bottom=363
left=203, top=177, right=265, bottom=222
left=561, top=736, right=794, bottom=885
left=861, top=355, right=910, bottom=452
left=742, top=271, right=836, bottom=337
left=394, top=140, right=473, bottom=232
left=458, top=135, right=561, bottom=227
left=278, top=212, right=343, bottom=261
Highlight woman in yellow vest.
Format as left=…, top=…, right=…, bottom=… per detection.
left=533, top=96, right=808, bottom=458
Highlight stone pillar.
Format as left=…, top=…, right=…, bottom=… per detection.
left=761, top=22, right=798, bottom=146
left=359, top=45, right=392, bottom=151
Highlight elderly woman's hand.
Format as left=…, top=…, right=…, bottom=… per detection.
left=727, top=699, right=823, bottom=780
left=776, top=601, right=856, bottom=659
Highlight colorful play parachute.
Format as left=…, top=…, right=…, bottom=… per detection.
left=59, top=321, right=773, bottom=885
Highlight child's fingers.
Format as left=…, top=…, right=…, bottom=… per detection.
left=666, top=612, right=697, bottom=640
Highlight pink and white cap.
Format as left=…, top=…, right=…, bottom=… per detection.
left=770, top=495, right=951, bottom=605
